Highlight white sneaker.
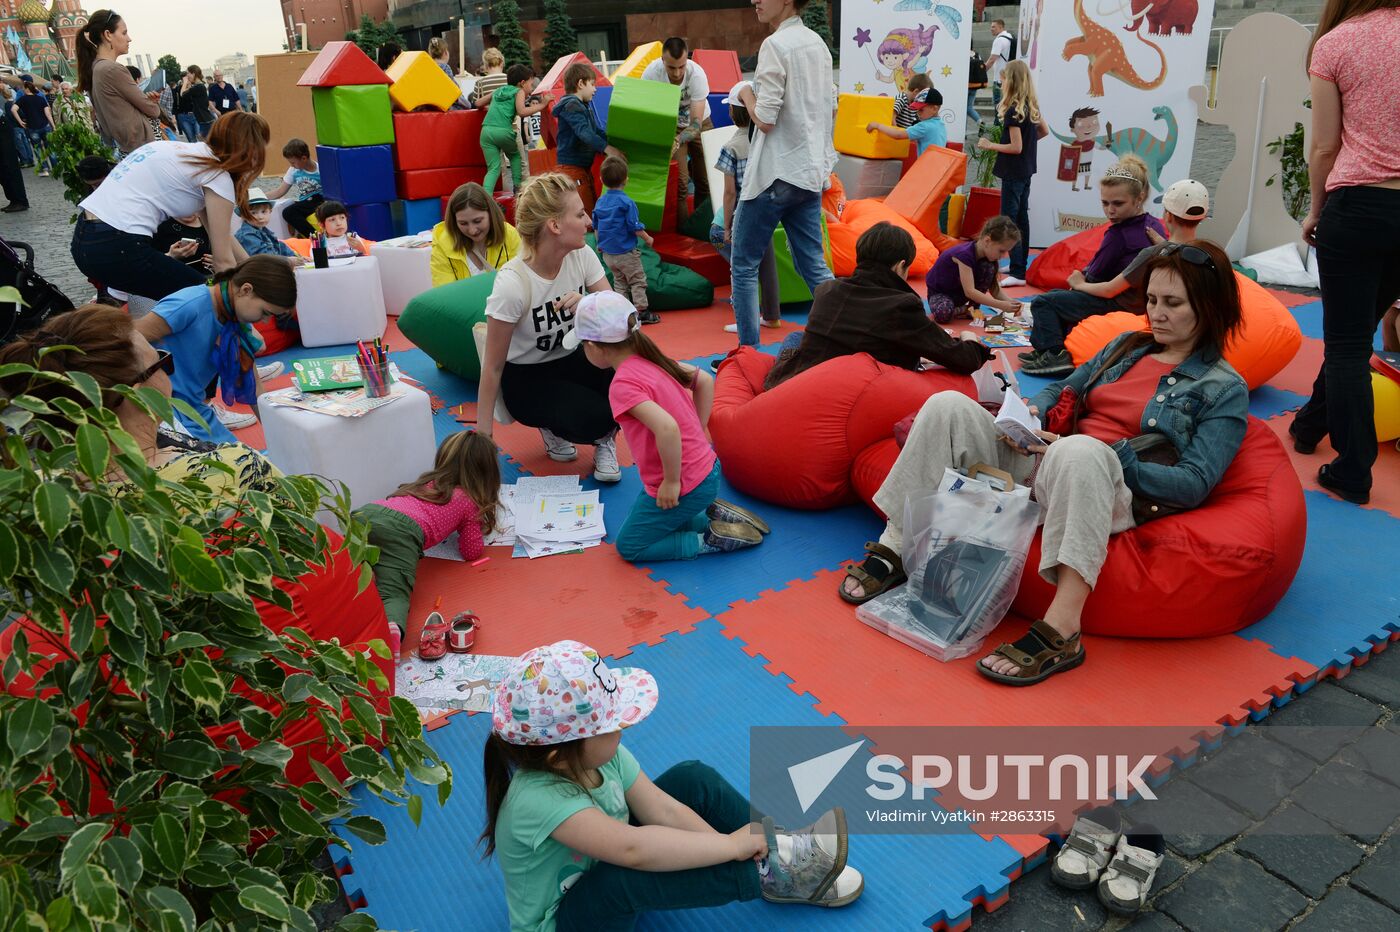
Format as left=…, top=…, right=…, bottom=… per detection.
left=256, top=361, right=284, bottom=380
left=1000, top=275, right=1027, bottom=287
left=540, top=428, right=577, bottom=462
left=592, top=433, right=621, bottom=483
left=214, top=405, right=257, bottom=430
left=723, top=323, right=739, bottom=333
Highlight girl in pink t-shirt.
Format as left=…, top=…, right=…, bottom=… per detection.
left=567, top=292, right=771, bottom=561
left=354, top=430, right=501, bottom=659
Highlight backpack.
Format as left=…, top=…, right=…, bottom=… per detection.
left=0, top=237, right=75, bottom=345
left=1001, top=31, right=1017, bottom=63
left=968, top=50, right=989, bottom=88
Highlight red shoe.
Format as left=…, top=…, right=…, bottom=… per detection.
left=417, top=612, right=449, bottom=661
left=447, top=612, right=480, bottom=653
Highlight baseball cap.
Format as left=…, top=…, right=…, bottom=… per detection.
left=493, top=640, right=659, bottom=746
left=1162, top=180, right=1209, bottom=219
left=561, top=291, right=639, bottom=350
left=722, top=80, right=752, bottom=106
left=910, top=87, right=943, bottom=109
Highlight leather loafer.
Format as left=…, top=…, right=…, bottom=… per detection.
left=1, top=203, right=28, bottom=213
left=1317, top=464, right=1369, bottom=505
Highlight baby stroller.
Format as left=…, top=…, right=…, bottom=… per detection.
left=0, top=235, right=75, bottom=345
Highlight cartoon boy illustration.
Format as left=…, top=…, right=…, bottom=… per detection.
left=1056, top=107, right=1100, bottom=191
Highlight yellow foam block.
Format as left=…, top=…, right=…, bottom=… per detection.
left=834, top=94, right=909, bottom=160
left=612, top=41, right=661, bottom=81
left=385, top=51, right=461, bottom=112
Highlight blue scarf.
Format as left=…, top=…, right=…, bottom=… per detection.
left=210, top=282, right=262, bottom=407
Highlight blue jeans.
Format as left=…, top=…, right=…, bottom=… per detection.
left=992, top=82, right=1003, bottom=123
left=966, top=87, right=981, bottom=127
left=616, top=461, right=720, bottom=562
left=71, top=215, right=206, bottom=302
left=26, top=126, right=54, bottom=170
left=999, top=175, right=1032, bottom=277
left=177, top=112, right=199, bottom=143
left=710, top=223, right=781, bottom=324
left=730, top=179, right=831, bottom=347
left=12, top=126, right=32, bottom=165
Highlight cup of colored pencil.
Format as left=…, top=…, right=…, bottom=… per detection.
left=311, top=232, right=329, bottom=269
left=356, top=339, right=393, bottom=398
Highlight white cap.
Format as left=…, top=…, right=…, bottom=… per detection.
left=722, top=80, right=752, bottom=106
left=1162, top=180, right=1209, bottom=219
left=561, top=291, right=640, bottom=350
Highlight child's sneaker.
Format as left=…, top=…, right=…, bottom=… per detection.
left=540, top=428, right=577, bottom=462
left=256, top=361, right=285, bottom=380
left=707, top=498, right=770, bottom=535
left=592, top=433, right=621, bottom=483
left=638, top=310, right=661, bottom=325
left=1097, top=825, right=1165, bottom=914
left=214, top=405, right=257, bottom=430
left=1051, top=806, right=1122, bottom=889
left=1000, top=275, right=1027, bottom=287
left=758, top=809, right=862, bottom=907
left=701, top=520, right=762, bottom=552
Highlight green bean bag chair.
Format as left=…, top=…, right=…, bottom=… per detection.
left=587, top=235, right=714, bottom=311
left=397, top=272, right=497, bottom=380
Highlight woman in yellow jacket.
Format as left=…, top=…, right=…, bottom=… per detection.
left=429, top=182, right=522, bottom=285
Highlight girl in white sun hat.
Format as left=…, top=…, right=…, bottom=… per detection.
left=482, top=639, right=864, bottom=931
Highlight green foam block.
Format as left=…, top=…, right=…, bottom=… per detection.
left=312, top=85, right=394, bottom=148
left=606, top=77, right=682, bottom=229
left=397, top=272, right=496, bottom=379
left=773, top=219, right=833, bottom=304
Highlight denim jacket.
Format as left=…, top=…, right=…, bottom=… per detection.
left=554, top=94, right=607, bottom=169
left=1028, top=332, right=1249, bottom=509
left=235, top=222, right=296, bottom=259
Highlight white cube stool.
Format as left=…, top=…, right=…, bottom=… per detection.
left=369, top=241, right=433, bottom=316
left=259, top=381, right=437, bottom=517
left=269, top=198, right=297, bottom=240
left=295, top=256, right=388, bottom=348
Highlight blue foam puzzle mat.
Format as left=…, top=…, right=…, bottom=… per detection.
left=1240, top=490, right=1400, bottom=671
left=317, top=144, right=397, bottom=206
left=338, top=619, right=1026, bottom=930
left=347, top=202, right=395, bottom=241
left=1287, top=299, right=1322, bottom=341
left=1248, top=385, right=1310, bottom=420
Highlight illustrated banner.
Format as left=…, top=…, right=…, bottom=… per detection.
left=1019, top=0, right=1215, bottom=247
left=838, top=0, right=976, bottom=133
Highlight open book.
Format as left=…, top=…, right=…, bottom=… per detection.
left=994, top=389, right=1043, bottom=451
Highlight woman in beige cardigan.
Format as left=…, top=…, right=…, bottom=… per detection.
left=76, top=9, right=161, bottom=157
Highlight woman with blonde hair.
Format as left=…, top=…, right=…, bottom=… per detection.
left=75, top=9, right=162, bottom=156
left=475, top=173, right=622, bottom=482
left=71, top=110, right=270, bottom=301
left=430, top=182, right=522, bottom=285
left=1289, top=0, right=1400, bottom=505
left=977, top=60, right=1049, bottom=288
left=473, top=47, right=508, bottom=107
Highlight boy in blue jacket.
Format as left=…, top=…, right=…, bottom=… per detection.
left=553, top=62, right=611, bottom=212
left=235, top=187, right=301, bottom=267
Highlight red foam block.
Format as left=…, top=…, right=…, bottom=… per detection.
left=691, top=50, right=742, bottom=94
left=651, top=232, right=730, bottom=286
left=393, top=110, right=486, bottom=171
left=298, top=41, right=391, bottom=87
left=537, top=52, right=611, bottom=100
left=397, top=166, right=486, bottom=201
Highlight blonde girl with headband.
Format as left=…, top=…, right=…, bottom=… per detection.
left=476, top=173, right=623, bottom=481
left=976, top=60, right=1050, bottom=288
left=1020, top=154, right=1168, bottom=376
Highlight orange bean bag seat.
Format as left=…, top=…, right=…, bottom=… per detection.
left=1064, top=273, right=1302, bottom=389
left=850, top=418, right=1305, bottom=638
left=1026, top=223, right=1107, bottom=290
left=0, top=530, right=394, bottom=812
left=711, top=347, right=975, bottom=509
left=839, top=198, right=940, bottom=277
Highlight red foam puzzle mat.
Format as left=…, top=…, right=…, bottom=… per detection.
left=1264, top=413, right=1400, bottom=519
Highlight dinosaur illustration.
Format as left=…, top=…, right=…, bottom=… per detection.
left=1050, top=105, right=1179, bottom=193
left=1126, top=0, right=1200, bottom=36
left=1062, top=0, right=1168, bottom=97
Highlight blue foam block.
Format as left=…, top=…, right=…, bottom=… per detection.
left=402, top=197, right=442, bottom=236
left=590, top=85, right=612, bottom=132
left=1241, top=490, right=1400, bottom=670
left=346, top=202, right=395, bottom=241
left=316, top=144, right=397, bottom=206
left=339, top=620, right=1025, bottom=930
left=708, top=91, right=733, bottom=128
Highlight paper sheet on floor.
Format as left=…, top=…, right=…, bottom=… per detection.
left=396, top=653, right=516, bottom=717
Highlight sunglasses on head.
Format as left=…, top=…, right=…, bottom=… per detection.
left=1159, top=242, right=1216, bottom=271
left=137, top=349, right=174, bottom=383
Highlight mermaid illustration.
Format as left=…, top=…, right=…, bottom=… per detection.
left=873, top=24, right=938, bottom=93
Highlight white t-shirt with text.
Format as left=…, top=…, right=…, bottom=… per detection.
left=485, top=249, right=608, bottom=365
left=80, top=141, right=236, bottom=238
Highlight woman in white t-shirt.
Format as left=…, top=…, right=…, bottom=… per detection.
left=72, top=111, right=270, bottom=301
left=477, top=173, right=621, bottom=482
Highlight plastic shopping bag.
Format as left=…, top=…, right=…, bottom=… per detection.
left=857, top=466, right=1041, bottom=661
left=971, top=350, right=1023, bottom=405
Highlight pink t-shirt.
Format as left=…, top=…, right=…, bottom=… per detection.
left=1309, top=9, right=1400, bottom=191
left=609, top=356, right=717, bottom=497
left=375, top=486, right=484, bottom=561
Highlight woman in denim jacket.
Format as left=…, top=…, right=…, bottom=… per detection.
left=840, top=240, right=1248, bottom=686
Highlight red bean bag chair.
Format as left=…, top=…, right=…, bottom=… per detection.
left=850, top=418, right=1305, bottom=638
left=1027, top=223, right=1107, bottom=290
left=840, top=199, right=940, bottom=277
left=0, top=530, right=394, bottom=813
left=1064, top=274, right=1302, bottom=389
left=253, top=314, right=298, bottom=356
left=711, top=348, right=975, bottom=509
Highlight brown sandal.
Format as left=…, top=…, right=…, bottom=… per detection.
left=977, top=619, right=1086, bottom=686
left=839, top=542, right=907, bottom=605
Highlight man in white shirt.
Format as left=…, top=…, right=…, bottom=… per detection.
left=641, top=37, right=712, bottom=229
left=728, top=0, right=836, bottom=348
left=986, top=20, right=1016, bottom=123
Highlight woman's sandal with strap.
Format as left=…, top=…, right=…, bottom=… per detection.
left=978, top=619, right=1086, bottom=686
left=839, top=541, right=907, bottom=605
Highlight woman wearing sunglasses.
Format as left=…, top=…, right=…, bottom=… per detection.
left=840, top=241, right=1248, bottom=686
left=134, top=255, right=297, bottom=444
left=0, top=305, right=280, bottom=500
left=76, top=10, right=161, bottom=158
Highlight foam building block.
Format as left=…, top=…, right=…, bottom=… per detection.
left=297, top=40, right=391, bottom=87
left=391, top=197, right=442, bottom=236
left=397, top=166, right=486, bottom=201
left=538, top=52, right=611, bottom=100
left=347, top=202, right=395, bottom=241
left=312, top=85, right=394, bottom=147
left=833, top=153, right=904, bottom=200
left=392, top=110, right=485, bottom=171
left=834, top=94, right=908, bottom=160
left=612, top=41, right=661, bottom=81
left=384, top=51, right=462, bottom=112
left=773, top=220, right=833, bottom=304
left=590, top=85, right=613, bottom=132
left=708, top=92, right=733, bottom=128
left=607, top=77, right=683, bottom=229
left=316, top=144, right=396, bottom=206
left=691, top=49, right=742, bottom=95
left=884, top=145, right=967, bottom=242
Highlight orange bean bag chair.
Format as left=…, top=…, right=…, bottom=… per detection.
left=710, top=347, right=975, bottom=509
left=1026, top=223, right=1107, bottom=290
left=850, top=418, right=1305, bottom=638
left=1063, top=273, right=1302, bottom=389
left=840, top=198, right=940, bottom=276
left=0, top=530, right=394, bottom=813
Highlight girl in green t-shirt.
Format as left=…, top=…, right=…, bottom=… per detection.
left=481, top=639, right=865, bottom=932
left=481, top=64, right=551, bottom=196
